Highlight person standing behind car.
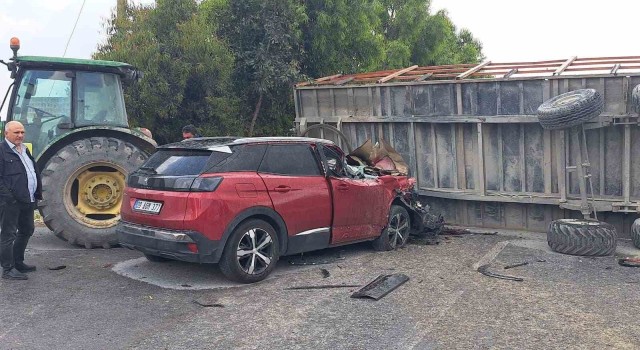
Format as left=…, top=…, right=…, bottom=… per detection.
left=182, top=124, right=201, bottom=140
left=0, top=121, right=42, bottom=280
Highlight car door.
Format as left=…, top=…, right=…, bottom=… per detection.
left=321, top=145, right=386, bottom=244
left=258, top=143, right=332, bottom=239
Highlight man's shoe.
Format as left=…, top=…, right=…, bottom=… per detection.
left=15, top=262, right=36, bottom=273
left=2, top=268, right=28, bottom=280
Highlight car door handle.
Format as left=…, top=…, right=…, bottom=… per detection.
left=273, top=186, right=291, bottom=193
left=336, top=183, right=349, bottom=191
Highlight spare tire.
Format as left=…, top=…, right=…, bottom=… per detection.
left=632, top=84, right=640, bottom=114
left=537, top=89, right=604, bottom=130
left=547, top=219, right=616, bottom=256
left=631, top=218, right=640, bottom=249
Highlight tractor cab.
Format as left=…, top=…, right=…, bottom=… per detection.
left=1, top=37, right=141, bottom=157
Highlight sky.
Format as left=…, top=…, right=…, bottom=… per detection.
left=1, top=0, right=639, bottom=117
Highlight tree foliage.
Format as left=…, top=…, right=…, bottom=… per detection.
left=95, top=0, right=484, bottom=141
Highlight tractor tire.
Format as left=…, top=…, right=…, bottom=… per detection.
left=547, top=219, right=617, bottom=256
left=537, top=89, right=604, bottom=130
left=39, top=137, right=148, bottom=249
left=631, top=218, right=640, bottom=249
left=632, top=84, right=640, bottom=114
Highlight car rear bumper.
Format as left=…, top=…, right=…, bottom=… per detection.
left=116, top=221, right=222, bottom=263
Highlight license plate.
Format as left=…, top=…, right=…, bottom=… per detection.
left=133, top=199, right=162, bottom=214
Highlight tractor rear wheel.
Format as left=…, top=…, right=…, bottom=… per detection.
left=39, top=137, right=147, bottom=248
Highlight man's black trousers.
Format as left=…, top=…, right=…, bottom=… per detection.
left=0, top=201, right=35, bottom=270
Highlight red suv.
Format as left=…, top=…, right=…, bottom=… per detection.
left=117, top=137, right=417, bottom=283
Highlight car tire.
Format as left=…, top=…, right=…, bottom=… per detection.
left=547, top=219, right=617, bottom=256
left=632, top=84, right=640, bottom=113
left=373, top=205, right=411, bottom=251
left=537, top=89, right=604, bottom=130
left=144, top=253, right=170, bottom=262
left=219, top=219, right=280, bottom=283
left=631, top=218, right=640, bottom=249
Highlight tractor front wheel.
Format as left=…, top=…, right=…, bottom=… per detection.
left=38, top=137, right=147, bottom=248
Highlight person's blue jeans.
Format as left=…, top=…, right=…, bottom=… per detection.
left=0, top=201, right=35, bottom=271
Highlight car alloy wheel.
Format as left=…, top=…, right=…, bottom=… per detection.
left=387, top=208, right=411, bottom=249
left=236, top=227, right=275, bottom=275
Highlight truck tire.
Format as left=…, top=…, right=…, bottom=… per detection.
left=38, top=137, right=148, bottom=248
left=632, top=84, right=640, bottom=113
left=537, top=89, right=604, bottom=130
left=547, top=219, right=617, bottom=256
left=373, top=205, right=411, bottom=251
left=631, top=218, right=640, bottom=249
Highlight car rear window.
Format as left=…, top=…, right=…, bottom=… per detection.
left=141, top=150, right=216, bottom=176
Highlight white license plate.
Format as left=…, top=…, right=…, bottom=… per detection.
left=133, top=199, right=162, bottom=214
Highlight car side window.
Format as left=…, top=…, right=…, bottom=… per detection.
left=322, top=145, right=347, bottom=178
left=205, top=144, right=267, bottom=173
left=259, top=144, right=321, bottom=176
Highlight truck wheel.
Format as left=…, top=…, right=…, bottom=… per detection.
left=632, top=84, right=640, bottom=113
left=373, top=205, right=411, bottom=251
left=537, top=89, right=604, bottom=130
left=547, top=219, right=617, bottom=256
left=631, top=218, right=640, bottom=249
left=219, top=219, right=280, bottom=283
left=39, top=137, right=147, bottom=248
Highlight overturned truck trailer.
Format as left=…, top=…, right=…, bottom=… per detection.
left=294, top=57, right=640, bottom=238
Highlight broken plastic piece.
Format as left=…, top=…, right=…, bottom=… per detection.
left=351, top=273, right=409, bottom=300
left=618, top=257, right=640, bottom=267
left=477, top=264, right=523, bottom=282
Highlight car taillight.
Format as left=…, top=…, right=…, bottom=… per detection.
left=190, top=176, right=223, bottom=192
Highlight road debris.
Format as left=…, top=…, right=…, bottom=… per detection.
left=193, top=298, right=224, bottom=308
left=288, top=255, right=345, bottom=266
left=477, top=264, right=523, bottom=282
left=285, top=284, right=361, bottom=290
left=351, top=273, right=409, bottom=300
left=102, top=263, right=113, bottom=268
left=48, top=265, right=67, bottom=270
left=319, top=268, right=331, bottom=278
left=503, top=262, right=529, bottom=270
left=618, top=257, right=640, bottom=267
left=441, top=227, right=498, bottom=236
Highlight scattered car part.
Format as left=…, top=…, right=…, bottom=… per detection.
left=618, top=257, right=640, bottom=268
left=47, top=265, right=67, bottom=271
left=372, top=205, right=411, bottom=251
left=218, top=219, right=280, bottom=283
left=319, top=268, right=331, bottom=278
left=631, top=218, right=640, bottom=249
left=285, top=284, right=361, bottom=290
left=547, top=219, right=617, bottom=256
left=503, top=262, right=529, bottom=270
left=536, top=89, right=604, bottom=130
left=477, top=264, right=523, bottom=282
left=350, top=273, right=409, bottom=300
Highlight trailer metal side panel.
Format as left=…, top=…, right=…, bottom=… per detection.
left=295, top=60, right=640, bottom=237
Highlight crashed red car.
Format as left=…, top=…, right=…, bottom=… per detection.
left=117, top=137, right=423, bottom=283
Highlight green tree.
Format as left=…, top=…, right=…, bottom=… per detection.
left=302, top=0, right=385, bottom=78
left=94, top=0, right=239, bottom=144
left=209, top=0, right=306, bottom=136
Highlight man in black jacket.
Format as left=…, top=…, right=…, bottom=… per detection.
left=0, top=121, right=42, bottom=280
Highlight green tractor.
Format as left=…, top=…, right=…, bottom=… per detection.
left=1, top=37, right=156, bottom=248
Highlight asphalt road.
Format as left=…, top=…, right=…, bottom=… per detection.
left=1, top=226, right=639, bottom=350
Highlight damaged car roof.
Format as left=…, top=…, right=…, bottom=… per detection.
left=160, top=136, right=336, bottom=150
